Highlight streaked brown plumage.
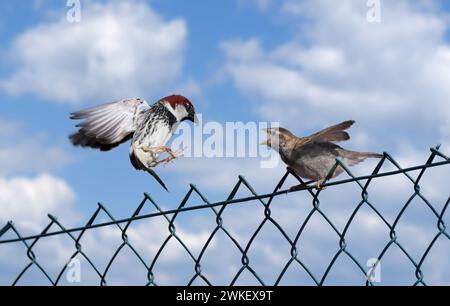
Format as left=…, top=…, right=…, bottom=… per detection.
left=261, top=120, right=383, bottom=190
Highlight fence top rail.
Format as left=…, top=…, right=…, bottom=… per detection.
left=1, top=146, right=448, bottom=245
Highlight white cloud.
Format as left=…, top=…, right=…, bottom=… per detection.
left=124, top=218, right=214, bottom=264
left=1, top=1, right=190, bottom=104
left=0, top=118, right=79, bottom=283
left=0, top=173, right=219, bottom=285
left=0, top=119, right=72, bottom=175
left=221, top=0, right=450, bottom=151
left=0, top=174, right=78, bottom=233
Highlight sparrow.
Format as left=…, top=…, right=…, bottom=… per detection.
left=69, top=95, right=198, bottom=191
left=261, top=120, right=383, bottom=190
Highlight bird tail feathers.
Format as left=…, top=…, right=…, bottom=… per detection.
left=343, top=151, right=384, bottom=166
left=129, top=150, right=168, bottom=191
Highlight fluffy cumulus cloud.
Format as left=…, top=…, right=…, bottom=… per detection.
left=0, top=172, right=219, bottom=285
left=0, top=118, right=76, bottom=236
left=1, top=1, right=189, bottom=104
left=0, top=118, right=79, bottom=284
left=0, top=118, right=76, bottom=232
left=221, top=0, right=450, bottom=151
left=0, top=174, right=77, bottom=233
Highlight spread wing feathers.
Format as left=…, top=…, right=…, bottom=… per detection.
left=69, top=98, right=150, bottom=151
left=303, top=120, right=355, bottom=144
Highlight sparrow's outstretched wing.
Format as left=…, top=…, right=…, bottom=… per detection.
left=298, top=120, right=355, bottom=147
left=69, top=98, right=150, bottom=151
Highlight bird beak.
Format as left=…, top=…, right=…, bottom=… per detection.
left=260, top=128, right=269, bottom=145
left=185, top=113, right=200, bottom=126
left=193, top=114, right=200, bottom=126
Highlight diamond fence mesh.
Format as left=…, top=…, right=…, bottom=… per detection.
left=0, top=145, right=449, bottom=286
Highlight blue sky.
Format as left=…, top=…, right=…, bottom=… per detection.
left=0, top=0, right=449, bottom=285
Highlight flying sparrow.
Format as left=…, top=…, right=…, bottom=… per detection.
left=69, top=95, right=198, bottom=191
left=261, top=120, right=383, bottom=190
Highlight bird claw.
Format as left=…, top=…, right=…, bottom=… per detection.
left=145, top=146, right=184, bottom=167
left=289, top=179, right=322, bottom=192
left=160, top=147, right=185, bottom=166
left=289, top=180, right=326, bottom=191
left=315, top=180, right=326, bottom=191
left=289, top=183, right=309, bottom=192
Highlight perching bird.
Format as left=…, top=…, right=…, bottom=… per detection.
left=261, top=120, right=383, bottom=190
left=69, top=95, right=198, bottom=191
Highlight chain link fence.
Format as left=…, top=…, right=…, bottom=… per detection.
left=0, top=145, right=449, bottom=286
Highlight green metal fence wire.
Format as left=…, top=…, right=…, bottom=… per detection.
left=0, top=145, right=449, bottom=286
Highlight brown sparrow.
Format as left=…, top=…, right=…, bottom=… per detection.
left=261, top=120, right=383, bottom=190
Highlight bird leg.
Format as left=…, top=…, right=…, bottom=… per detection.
left=289, top=180, right=316, bottom=192
left=141, top=146, right=181, bottom=167
left=291, top=179, right=326, bottom=191
left=316, top=179, right=326, bottom=190
left=159, top=147, right=183, bottom=165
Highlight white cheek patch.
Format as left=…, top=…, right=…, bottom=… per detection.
left=175, top=105, right=189, bottom=119
left=164, top=103, right=187, bottom=121
left=164, top=103, right=176, bottom=115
